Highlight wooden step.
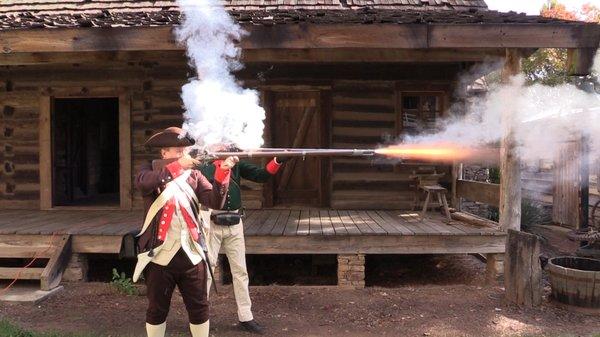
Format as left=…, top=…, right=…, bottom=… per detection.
left=0, top=235, right=72, bottom=291
left=0, top=243, right=54, bottom=258
left=0, top=235, right=57, bottom=258
left=0, top=267, right=44, bottom=280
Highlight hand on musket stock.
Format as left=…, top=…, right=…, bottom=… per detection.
left=219, top=155, right=239, bottom=170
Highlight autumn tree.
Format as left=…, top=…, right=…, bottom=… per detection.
left=521, top=0, right=599, bottom=85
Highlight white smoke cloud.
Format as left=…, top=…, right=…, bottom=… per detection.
left=593, top=51, right=600, bottom=76
left=405, top=53, right=600, bottom=166
left=175, top=0, right=265, bottom=149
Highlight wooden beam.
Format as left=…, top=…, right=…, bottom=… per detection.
left=0, top=23, right=598, bottom=54
left=456, top=180, right=500, bottom=206
left=499, top=49, right=522, bottom=232
left=451, top=211, right=500, bottom=228
left=118, top=92, right=132, bottom=210
left=71, top=235, right=123, bottom=253
left=242, top=234, right=506, bottom=254
left=40, top=234, right=71, bottom=291
left=504, top=229, right=542, bottom=307
left=0, top=267, right=45, bottom=280
left=0, top=48, right=504, bottom=65
left=567, top=48, right=597, bottom=76
left=428, top=24, right=600, bottom=49
left=242, top=48, right=507, bottom=63
left=0, top=243, right=55, bottom=258
left=320, top=89, right=332, bottom=208
left=0, top=49, right=508, bottom=66
left=39, top=95, right=52, bottom=210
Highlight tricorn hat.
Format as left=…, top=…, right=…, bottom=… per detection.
left=144, top=127, right=195, bottom=148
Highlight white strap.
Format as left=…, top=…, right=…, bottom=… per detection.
left=137, top=170, right=192, bottom=237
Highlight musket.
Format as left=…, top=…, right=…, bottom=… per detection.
left=195, top=148, right=377, bottom=162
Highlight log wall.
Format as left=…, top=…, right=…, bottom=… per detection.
left=1, top=58, right=462, bottom=210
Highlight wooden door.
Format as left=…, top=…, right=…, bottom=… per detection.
left=268, top=91, right=327, bottom=207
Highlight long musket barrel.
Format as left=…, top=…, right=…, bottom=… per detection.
left=197, top=148, right=376, bottom=160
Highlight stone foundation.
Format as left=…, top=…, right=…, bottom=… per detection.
left=337, top=254, right=365, bottom=289
left=486, top=253, right=504, bottom=284
left=62, top=253, right=89, bottom=282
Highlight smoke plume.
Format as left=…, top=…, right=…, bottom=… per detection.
left=404, top=51, right=600, bottom=166
left=175, top=0, right=265, bottom=149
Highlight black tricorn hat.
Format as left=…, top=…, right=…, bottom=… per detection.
left=144, top=127, right=195, bottom=148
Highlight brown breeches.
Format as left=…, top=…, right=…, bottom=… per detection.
left=144, top=249, right=209, bottom=325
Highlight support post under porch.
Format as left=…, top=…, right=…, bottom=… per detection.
left=337, top=254, right=365, bottom=289
left=485, top=253, right=504, bottom=285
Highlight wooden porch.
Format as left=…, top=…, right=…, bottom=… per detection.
left=0, top=209, right=505, bottom=255
left=0, top=209, right=505, bottom=288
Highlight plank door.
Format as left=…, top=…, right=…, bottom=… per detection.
left=268, top=91, right=327, bottom=207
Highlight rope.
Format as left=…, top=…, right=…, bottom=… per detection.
left=0, top=232, right=58, bottom=296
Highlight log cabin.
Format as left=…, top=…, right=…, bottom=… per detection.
left=0, top=0, right=599, bottom=290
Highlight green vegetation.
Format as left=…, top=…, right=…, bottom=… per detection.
left=0, top=320, right=102, bottom=337
left=110, top=268, right=139, bottom=296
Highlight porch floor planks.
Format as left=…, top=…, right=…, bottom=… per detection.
left=418, top=214, right=457, bottom=236
left=375, top=210, right=415, bottom=236
left=254, top=210, right=281, bottom=235
left=337, top=210, right=361, bottom=235
left=328, top=210, right=348, bottom=235
left=268, top=210, right=291, bottom=236
left=356, top=211, right=387, bottom=235
left=0, top=211, right=49, bottom=233
left=308, top=209, right=322, bottom=235
left=390, top=211, right=431, bottom=235
left=422, top=212, right=470, bottom=236
left=282, top=210, right=301, bottom=236
left=240, top=209, right=257, bottom=228
left=0, top=210, right=504, bottom=241
left=347, top=210, right=373, bottom=235
left=261, top=210, right=288, bottom=236
left=68, top=214, right=130, bottom=235
left=296, top=210, right=310, bottom=235
left=35, top=212, right=93, bottom=235
left=13, top=212, right=74, bottom=235
left=319, top=210, right=336, bottom=236
left=244, top=210, right=273, bottom=236
left=367, top=210, right=402, bottom=235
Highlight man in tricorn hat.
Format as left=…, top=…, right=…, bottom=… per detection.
left=134, top=127, right=238, bottom=337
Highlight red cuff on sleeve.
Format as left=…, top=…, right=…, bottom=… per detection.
left=166, top=160, right=184, bottom=178
left=266, top=158, right=282, bottom=175
left=213, top=161, right=231, bottom=184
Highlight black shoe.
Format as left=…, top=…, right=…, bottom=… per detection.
left=239, top=320, right=265, bottom=335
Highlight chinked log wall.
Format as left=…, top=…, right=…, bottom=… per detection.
left=1, top=59, right=461, bottom=210
left=0, top=58, right=268, bottom=210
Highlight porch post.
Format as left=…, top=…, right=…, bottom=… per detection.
left=499, top=48, right=522, bottom=232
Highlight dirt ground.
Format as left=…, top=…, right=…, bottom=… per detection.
left=1, top=226, right=599, bottom=337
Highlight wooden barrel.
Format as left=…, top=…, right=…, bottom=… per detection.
left=547, top=257, right=600, bottom=308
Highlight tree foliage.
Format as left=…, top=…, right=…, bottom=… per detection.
left=521, top=1, right=600, bottom=85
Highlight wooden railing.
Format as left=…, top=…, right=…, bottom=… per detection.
left=456, top=179, right=500, bottom=207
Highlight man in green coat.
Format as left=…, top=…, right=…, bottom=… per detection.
left=201, top=156, right=286, bottom=335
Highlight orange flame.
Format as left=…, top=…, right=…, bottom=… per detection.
left=375, top=144, right=475, bottom=162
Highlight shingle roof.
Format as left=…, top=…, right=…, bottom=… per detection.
left=0, top=0, right=488, bottom=14
left=0, top=0, right=584, bottom=30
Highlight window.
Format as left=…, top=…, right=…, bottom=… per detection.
left=399, top=93, right=444, bottom=135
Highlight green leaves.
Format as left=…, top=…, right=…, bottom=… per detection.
left=110, top=268, right=138, bottom=296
